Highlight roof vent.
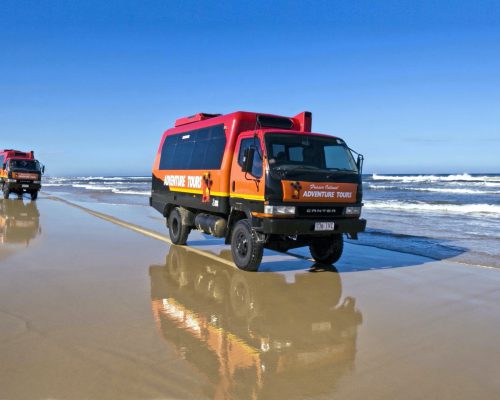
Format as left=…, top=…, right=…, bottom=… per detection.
left=256, top=115, right=294, bottom=129
left=293, top=111, right=312, bottom=132
left=174, top=113, right=221, bottom=127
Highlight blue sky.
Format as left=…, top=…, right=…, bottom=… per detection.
left=1, top=0, right=499, bottom=175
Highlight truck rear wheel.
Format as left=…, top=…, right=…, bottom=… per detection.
left=30, top=191, right=38, bottom=200
left=2, top=186, right=9, bottom=199
left=231, top=219, right=263, bottom=271
left=168, top=207, right=190, bottom=245
left=309, top=234, right=344, bottom=265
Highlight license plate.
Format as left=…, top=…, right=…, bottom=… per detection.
left=22, top=184, right=29, bottom=188
left=314, top=222, right=335, bottom=231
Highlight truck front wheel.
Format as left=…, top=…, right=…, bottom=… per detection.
left=168, top=207, right=190, bottom=245
left=309, top=234, right=344, bottom=265
left=231, top=219, right=263, bottom=271
left=30, top=191, right=38, bottom=200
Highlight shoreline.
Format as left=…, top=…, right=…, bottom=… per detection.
left=46, top=192, right=500, bottom=270
left=38, top=175, right=500, bottom=268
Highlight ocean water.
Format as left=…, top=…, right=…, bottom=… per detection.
left=361, top=173, right=500, bottom=268
left=41, top=173, right=500, bottom=268
left=42, top=176, right=151, bottom=205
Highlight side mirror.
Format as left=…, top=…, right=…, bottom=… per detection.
left=42, top=165, right=45, bottom=174
left=241, top=147, right=255, bottom=173
left=356, top=154, right=364, bottom=174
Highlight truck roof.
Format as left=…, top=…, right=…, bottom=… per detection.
left=167, top=111, right=313, bottom=136
left=0, top=149, right=35, bottom=160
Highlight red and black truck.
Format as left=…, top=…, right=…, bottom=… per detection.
left=0, top=149, right=44, bottom=200
left=151, top=111, right=366, bottom=271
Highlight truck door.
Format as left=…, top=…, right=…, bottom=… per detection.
left=230, top=135, right=265, bottom=202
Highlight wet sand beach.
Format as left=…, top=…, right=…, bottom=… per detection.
left=1, top=197, right=500, bottom=399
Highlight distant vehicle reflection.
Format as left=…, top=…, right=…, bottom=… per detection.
left=0, top=199, right=41, bottom=246
left=150, top=245, right=363, bottom=400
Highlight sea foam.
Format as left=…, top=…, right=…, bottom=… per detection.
left=372, top=173, right=500, bottom=183
left=364, top=200, right=500, bottom=216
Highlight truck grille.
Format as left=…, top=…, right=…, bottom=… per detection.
left=297, top=206, right=344, bottom=218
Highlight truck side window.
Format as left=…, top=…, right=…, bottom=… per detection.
left=238, top=138, right=262, bottom=178
left=0, top=155, right=3, bottom=167
left=159, top=124, right=226, bottom=170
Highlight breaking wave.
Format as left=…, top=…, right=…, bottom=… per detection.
left=71, top=184, right=149, bottom=196
left=41, top=177, right=152, bottom=197
left=364, top=200, right=500, bottom=216
left=74, top=176, right=149, bottom=181
left=111, top=190, right=150, bottom=196
left=367, top=185, right=500, bottom=195
left=371, top=173, right=500, bottom=183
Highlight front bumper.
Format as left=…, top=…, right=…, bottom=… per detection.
left=259, top=217, right=367, bottom=235
left=6, top=182, right=41, bottom=192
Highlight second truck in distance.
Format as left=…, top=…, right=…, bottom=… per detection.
left=1, top=149, right=44, bottom=200
left=151, top=111, right=366, bottom=271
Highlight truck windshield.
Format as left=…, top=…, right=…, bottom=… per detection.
left=265, top=133, right=358, bottom=173
left=9, top=160, right=40, bottom=171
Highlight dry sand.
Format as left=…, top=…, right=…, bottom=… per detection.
left=1, top=197, right=500, bottom=399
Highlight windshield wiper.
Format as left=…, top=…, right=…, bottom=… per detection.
left=294, top=165, right=321, bottom=170
left=271, top=165, right=357, bottom=179
left=327, top=168, right=357, bottom=173
left=271, top=165, right=326, bottom=178
left=274, top=164, right=320, bottom=171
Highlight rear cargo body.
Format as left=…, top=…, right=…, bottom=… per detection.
left=1, top=149, right=44, bottom=200
left=151, top=111, right=366, bottom=270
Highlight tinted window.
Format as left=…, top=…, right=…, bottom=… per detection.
left=9, top=159, right=40, bottom=171
left=159, top=124, right=226, bottom=170
left=324, top=145, right=357, bottom=170
left=289, top=146, right=303, bottom=161
left=238, top=138, right=263, bottom=178
left=0, top=155, right=4, bottom=167
left=272, top=144, right=285, bottom=158
left=265, top=133, right=358, bottom=172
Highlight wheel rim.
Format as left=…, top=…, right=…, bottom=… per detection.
left=235, top=231, right=249, bottom=258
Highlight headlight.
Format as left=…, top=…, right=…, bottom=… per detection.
left=344, top=206, right=362, bottom=216
left=264, top=205, right=296, bottom=216
left=6, top=179, right=17, bottom=183
left=34, top=181, right=41, bottom=184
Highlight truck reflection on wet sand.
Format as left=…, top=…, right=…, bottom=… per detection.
left=150, top=246, right=362, bottom=400
left=0, top=199, right=41, bottom=246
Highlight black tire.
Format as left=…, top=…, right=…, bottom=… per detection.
left=2, top=187, right=9, bottom=199
left=230, top=273, right=253, bottom=318
left=231, top=219, right=263, bottom=271
left=309, top=234, right=344, bottom=265
left=30, top=191, right=38, bottom=200
left=168, top=207, right=190, bottom=245
left=166, top=246, right=188, bottom=287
